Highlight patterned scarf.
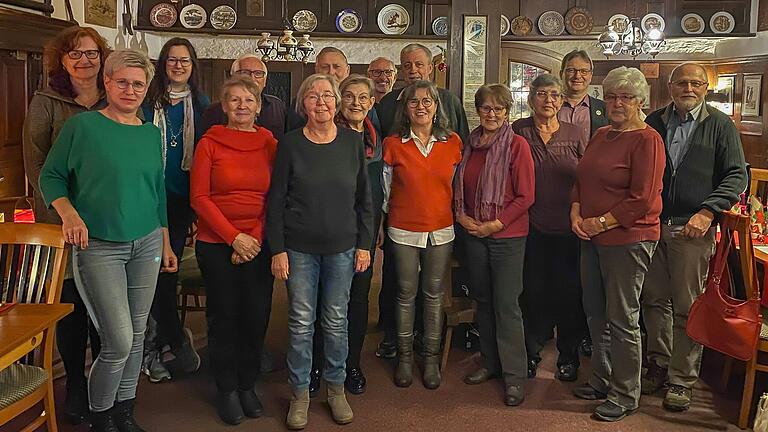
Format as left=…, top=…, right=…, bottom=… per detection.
left=152, top=85, right=195, bottom=170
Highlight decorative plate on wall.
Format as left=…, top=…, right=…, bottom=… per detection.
left=538, top=11, right=565, bottom=36
left=378, top=4, right=409, bottom=35
left=510, top=15, right=533, bottom=36
left=641, top=13, right=665, bottom=32
left=210, top=5, right=236, bottom=30
left=607, top=14, right=629, bottom=32
left=564, top=7, right=593, bottom=35
left=179, top=4, right=206, bottom=29
left=432, top=16, right=448, bottom=36
left=681, top=13, right=705, bottom=34
left=336, top=9, right=362, bottom=33
left=292, top=10, right=317, bottom=32
left=710, top=11, right=735, bottom=34
left=500, top=14, right=510, bottom=36
left=149, top=3, right=177, bottom=28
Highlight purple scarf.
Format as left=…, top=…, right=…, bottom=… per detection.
left=454, top=121, right=515, bottom=222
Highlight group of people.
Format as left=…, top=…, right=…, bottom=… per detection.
left=21, top=24, right=748, bottom=432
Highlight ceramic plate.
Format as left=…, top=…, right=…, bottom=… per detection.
left=179, top=3, right=206, bottom=29
left=432, top=16, right=448, bottom=36
left=210, top=5, right=236, bottom=30
left=378, top=4, right=409, bottom=35
left=149, top=2, right=177, bottom=28
left=607, top=13, right=629, bottom=33
left=641, top=13, right=665, bottom=33
left=564, top=7, right=593, bottom=35
left=681, top=13, right=705, bottom=34
left=710, top=11, right=735, bottom=34
left=538, top=11, right=564, bottom=36
left=510, top=15, right=533, bottom=36
left=292, top=10, right=317, bottom=32
left=500, top=14, right=510, bottom=36
left=336, top=8, right=362, bottom=33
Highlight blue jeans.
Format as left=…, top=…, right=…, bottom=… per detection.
left=286, top=248, right=355, bottom=390
left=73, top=228, right=163, bottom=412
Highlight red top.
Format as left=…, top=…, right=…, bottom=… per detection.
left=383, top=133, right=462, bottom=232
left=572, top=126, right=665, bottom=246
left=190, top=125, right=277, bottom=245
left=462, top=133, right=535, bottom=238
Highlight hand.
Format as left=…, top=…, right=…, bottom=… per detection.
left=232, top=233, right=261, bottom=261
left=467, top=220, right=503, bottom=238
left=682, top=210, right=714, bottom=238
left=355, top=249, right=371, bottom=272
left=271, top=252, right=289, bottom=280
left=570, top=214, right=590, bottom=241
left=231, top=251, right=252, bottom=265
left=376, top=224, right=385, bottom=249
left=161, top=245, right=178, bottom=273
left=457, top=214, right=481, bottom=231
left=580, top=217, right=605, bottom=238
left=61, top=211, right=89, bottom=249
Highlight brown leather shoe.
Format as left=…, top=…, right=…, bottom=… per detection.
left=464, top=367, right=498, bottom=385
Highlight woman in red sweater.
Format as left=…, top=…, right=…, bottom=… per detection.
left=190, top=77, right=277, bottom=426
left=383, top=80, right=462, bottom=390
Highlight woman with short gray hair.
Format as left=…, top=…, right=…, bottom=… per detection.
left=569, top=66, right=665, bottom=422
left=40, top=48, right=176, bottom=431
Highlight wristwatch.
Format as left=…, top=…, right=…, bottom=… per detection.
left=598, top=216, right=608, bottom=231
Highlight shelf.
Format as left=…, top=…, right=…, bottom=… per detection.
left=133, top=25, right=447, bottom=40
left=503, top=32, right=757, bottom=42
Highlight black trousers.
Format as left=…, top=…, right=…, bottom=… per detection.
left=57, top=278, right=101, bottom=390
left=521, top=227, right=586, bottom=366
left=196, top=241, right=274, bottom=392
left=150, top=193, right=195, bottom=351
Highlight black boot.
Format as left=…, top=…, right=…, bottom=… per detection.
left=238, top=388, right=264, bottom=418
left=112, top=399, right=146, bottom=432
left=89, top=408, right=119, bottom=432
left=395, top=336, right=414, bottom=387
left=64, top=380, right=89, bottom=425
left=216, top=391, right=244, bottom=425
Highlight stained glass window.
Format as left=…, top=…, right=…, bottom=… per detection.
left=508, top=62, right=548, bottom=121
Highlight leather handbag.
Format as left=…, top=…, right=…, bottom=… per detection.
left=686, top=217, right=762, bottom=361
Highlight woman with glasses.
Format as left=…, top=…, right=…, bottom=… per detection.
left=570, top=67, right=665, bottom=422
left=140, top=37, right=209, bottom=384
left=266, top=74, right=373, bottom=430
left=40, top=49, right=177, bottom=432
left=22, top=25, right=109, bottom=426
left=512, top=74, right=589, bottom=383
left=384, top=80, right=462, bottom=391
left=454, top=84, right=534, bottom=406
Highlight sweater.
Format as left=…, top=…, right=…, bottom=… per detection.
left=645, top=103, right=747, bottom=225
left=377, top=87, right=470, bottom=144
left=266, top=127, right=373, bottom=255
left=39, top=111, right=168, bottom=242
left=190, top=125, right=277, bottom=245
left=572, top=126, right=665, bottom=246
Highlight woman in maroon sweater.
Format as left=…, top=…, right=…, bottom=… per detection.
left=190, top=77, right=277, bottom=425
left=569, top=67, right=665, bottom=422
left=455, top=84, right=534, bottom=406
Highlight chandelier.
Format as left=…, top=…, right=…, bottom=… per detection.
left=256, top=29, right=314, bottom=63
left=597, top=17, right=665, bottom=59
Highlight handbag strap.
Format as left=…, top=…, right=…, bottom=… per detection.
left=710, top=222, right=735, bottom=283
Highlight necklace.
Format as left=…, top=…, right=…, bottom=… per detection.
left=167, top=118, right=183, bottom=148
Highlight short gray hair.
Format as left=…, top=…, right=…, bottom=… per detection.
left=528, top=74, right=563, bottom=107
left=230, top=54, right=267, bottom=76
left=295, top=73, right=341, bottom=116
left=367, top=56, right=396, bottom=71
left=668, top=62, right=708, bottom=84
left=339, top=74, right=374, bottom=96
left=400, top=43, right=432, bottom=62
left=602, top=66, right=648, bottom=104
left=104, top=49, right=154, bottom=83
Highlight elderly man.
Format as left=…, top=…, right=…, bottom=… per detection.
left=642, top=62, right=747, bottom=412
left=367, top=57, right=397, bottom=104
left=559, top=50, right=608, bottom=137
left=377, top=43, right=469, bottom=143
left=199, top=54, right=287, bottom=142
left=315, top=46, right=350, bottom=83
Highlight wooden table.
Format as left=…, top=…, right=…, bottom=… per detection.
left=0, top=303, right=72, bottom=371
left=755, top=245, right=768, bottom=265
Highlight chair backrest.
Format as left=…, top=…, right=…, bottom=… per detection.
left=721, top=211, right=760, bottom=301
left=749, top=167, right=768, bottom=203
left=0, top=223, right=67, bottom=305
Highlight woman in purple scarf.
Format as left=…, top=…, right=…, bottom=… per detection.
left=454, top=84, right=535, bottom=407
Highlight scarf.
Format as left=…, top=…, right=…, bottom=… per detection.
left=454, top=121, right=515, bottom=222
left=334, top=113, right=382, bottom=163
left=153, top=86, right=195, bottom=171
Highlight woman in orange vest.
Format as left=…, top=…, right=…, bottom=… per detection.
left=383, top=80, right=462, bottom=390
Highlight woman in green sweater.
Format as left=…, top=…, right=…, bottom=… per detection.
left=40, top=49, right=177, bottom=432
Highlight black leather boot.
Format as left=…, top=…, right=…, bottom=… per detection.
left=112, top=399, right=145, bottom=432
left=89, top=408, right=119, bottom=432
left=216, top=391, right=244, bottom=425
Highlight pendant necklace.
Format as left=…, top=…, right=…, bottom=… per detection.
left=168, top=120, right=183, bottom=148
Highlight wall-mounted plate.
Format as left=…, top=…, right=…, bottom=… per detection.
left=149, top=3, right=177, bottom=28
left=336, top=9, right=362, bottom=33
left=565, top=7, right=593, bottom=35
left=710, top=11, right=735, bottom=34
left=641, top=13, right=665, bottom=33
left=292, top=10, right=317, bottom=32
left=681, top=13, right=704, bottom=34
left=607, top=14, right=629, bottom=33
left=538, top=11, right=565, bottom=36
left=510, top=15, right=533, bottom=36
left=432, top=16, right=448, bottom=36
left=179, top=4, right=206, bottom=29
left=210, top=5, right=236, bottom=30
left=378, top=4, right=409, bottom=35
left=500, top=14, right=510, bottom=36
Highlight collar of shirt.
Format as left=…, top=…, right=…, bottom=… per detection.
left=672, top=102, right=703, bottom=123
left=403, top=130, right=438, bottom=156
left=563, top=94, right=590, bottom=108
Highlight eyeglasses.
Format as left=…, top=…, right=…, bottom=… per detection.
left=534, top=91, right=563, bottom=101
left=236, top=69, right=266, bottom=79
left=604, top=94, right=637, bottom=103
left=671, top=80, right=707, bottom=89
left=478, top=105, right=506, bottom=115
left=368, top=69, right=394, bottom=78
left=113, top=79, right=147, bottom=93
left=67, top=50, right=100, bottom=60
left=564, top=68, right=592, bottom=76
left=305, top=92, right=336, bottom=104
left=167, top=57, right=192, bottom=67
left=342, top=93, right=371, bottom=105
left=407, top=97, right=434, bottom=108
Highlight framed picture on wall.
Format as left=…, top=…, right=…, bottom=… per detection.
left=642, top=84, right=651, bottom=109
left=742, top=74, right=762, bottom=117
left=708, top=75, right=736, bottom=116
left=587, top=85, right=603, bottom=100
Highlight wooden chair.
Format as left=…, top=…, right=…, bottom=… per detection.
left=441, top=258, right=477, bottom=372
left=177, top=247, right=206, bottom=326
left=0, top=223, right=67, bottom=432
left=749, top=167, right=768, bottom=200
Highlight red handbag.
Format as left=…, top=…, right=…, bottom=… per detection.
left=686, top=216, right=762, bottom=361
